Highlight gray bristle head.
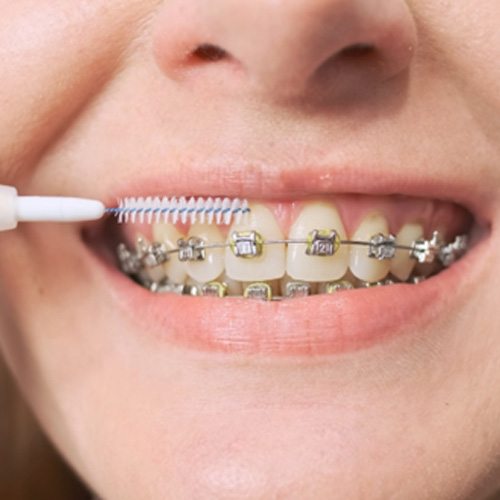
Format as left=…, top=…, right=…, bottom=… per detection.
left=110, top=196, right=250, bottom=225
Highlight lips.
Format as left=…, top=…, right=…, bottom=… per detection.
left=83, top=162, right=491, bottom=356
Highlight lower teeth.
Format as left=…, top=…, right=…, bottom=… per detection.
left=132, top=275, right=426, bottom=301
left=115, top=227, right=468, bottom=300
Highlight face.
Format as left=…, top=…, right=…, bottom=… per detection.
left=0, top=1, right=499, bottom=498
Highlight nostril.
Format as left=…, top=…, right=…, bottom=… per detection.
left=315, top=42, right=380, bottom=83
left=191, top=43, right=229, bottom=63
left=339, top=43, right=376, bottom=58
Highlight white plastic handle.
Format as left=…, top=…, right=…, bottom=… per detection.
left=16, top=196, right=105, bottom=222
left=0, top=184, right=106, bottom=231
left=0, top=185, right=17, bottom=231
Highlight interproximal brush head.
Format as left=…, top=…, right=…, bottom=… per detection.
left=107, top=196, right=250, bottom=225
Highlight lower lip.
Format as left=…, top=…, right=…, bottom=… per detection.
left=85, top=234, right=488, bottom=357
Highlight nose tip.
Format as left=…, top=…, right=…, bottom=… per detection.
left=153, top=0, right=417, bottom=103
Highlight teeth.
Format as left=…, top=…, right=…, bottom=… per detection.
left=201, top=281, right=228, bottom=298
left=243, top=280, right=281, bottom=296
left=225, top=204, right=286, bottom=281
left=287, top=202, right=348, bottom=282
left=140, top=204, right=458, bottom=295
left=410, top=275, right=427, bottom=284
left=414, top=228, right=444, bottom=277
left=280, top=275, right=317, bottom=297
left=185, top=277, right=203, bottom=295
left=243, top=282, right=273, bottom=301
left=390, top=223, right=423, bottom=281
left=135, top=234, right=166, bottom=283
left=350, top=213, right=391, bottom=282
left=152, top=224, right=188, bottom=284
left=186, top=223, right=225, bottom=283
left=318, top=280, right=354, bottom=293
left=284, top=281, right=312, bottom=298
left=219, top=273, right=243, bottom=296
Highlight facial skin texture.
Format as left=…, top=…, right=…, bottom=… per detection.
left=0, top=1, right=500, bottom=498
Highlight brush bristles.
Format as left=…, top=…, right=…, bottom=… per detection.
left=111, top=196, right=250, bottom=225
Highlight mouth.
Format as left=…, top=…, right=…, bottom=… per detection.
left=83, top=165, right=491, bottom=357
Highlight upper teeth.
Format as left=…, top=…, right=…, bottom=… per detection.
left=151, top=223, right=188, bottom=284
left=224, top=204, right=286, bottom=282
left=119, top=201, right=468, bottom=293
left=185, top=223, right=225, bottom=282
left=390, top=223, right=423, bottom=281
left=287, top=202, right=349, bottom=282
left=349, top=213, right=391, bottom=282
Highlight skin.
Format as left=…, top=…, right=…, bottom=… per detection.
left=0, top=0, right=500, bottom=498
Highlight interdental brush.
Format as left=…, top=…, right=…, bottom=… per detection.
left=0, top=184, right=250, bottom=231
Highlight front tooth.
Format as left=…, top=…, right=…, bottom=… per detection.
left=186, top=223, right=225, bottom=283
left=350, top=213, right=391, bottom=282
left=287, top=202, right=349, bottom=282
left=152, top=224, right=187, bottom=284
left=225, top=204, right=286, bottom=281
left=390, top=223, right=423, bottom=281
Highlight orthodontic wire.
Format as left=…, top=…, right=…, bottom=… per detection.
left=157, top=238, right=421, bottom=257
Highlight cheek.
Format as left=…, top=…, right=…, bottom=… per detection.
left=416, top=1, right=500, bottom=102
left=0, top=224, right=119, bottom=425
left=0, top=0, right=152, bottom=180
left=411, top=0, right=500, bottom=158
left=0, top=224, right=136, bottom=479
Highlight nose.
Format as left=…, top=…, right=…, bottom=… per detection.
left=153, top=0, right=417, bottom=103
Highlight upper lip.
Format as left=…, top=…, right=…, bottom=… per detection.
left=100, top=160, right=493, bottom=227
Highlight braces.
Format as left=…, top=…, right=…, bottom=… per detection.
left=138, top=276, right=431, bottom=300
left=116, top=229, right=469, bottom=299
left=119, top=229, right=468, bottom=267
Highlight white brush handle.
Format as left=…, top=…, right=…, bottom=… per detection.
left=0, top=185, right=105, bottom=231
